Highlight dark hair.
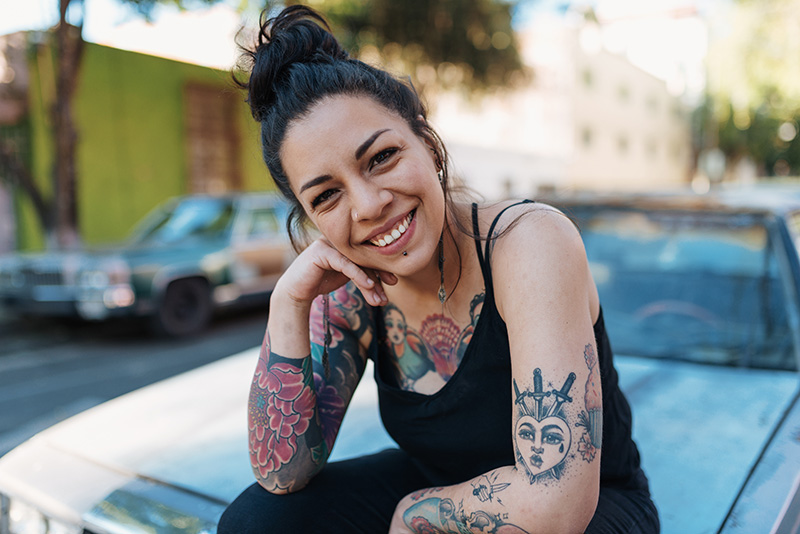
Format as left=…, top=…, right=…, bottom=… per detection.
left=235, top=5, right=454, bottom=252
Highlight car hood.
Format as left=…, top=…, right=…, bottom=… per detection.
left=0, top=352, right=797, bottom=534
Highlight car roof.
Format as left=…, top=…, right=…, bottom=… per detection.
left=540, top=186, right=800, bottom=217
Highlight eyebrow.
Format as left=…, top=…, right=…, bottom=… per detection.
left=299, top=174, right=332, bottom=195
left=355, top=129, right=391, bottom=160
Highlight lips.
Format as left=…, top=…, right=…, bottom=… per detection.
left=368, top=211, right=415, bottom=247
left=530, top=455, right=543, bottom=468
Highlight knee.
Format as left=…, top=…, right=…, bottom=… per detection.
left=217, top=483, right=313, bottom=534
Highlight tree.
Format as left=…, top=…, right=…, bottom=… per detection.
left=0, top=0, right=223, bottom=249
left=698, top=0, right=800, bottom=177
left=296, top=0, right=526, bottom=94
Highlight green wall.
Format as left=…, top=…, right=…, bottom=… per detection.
left=16, top=39, right=270, bottom=250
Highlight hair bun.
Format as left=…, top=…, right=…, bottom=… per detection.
left=242, top=5, right=348, bottom=120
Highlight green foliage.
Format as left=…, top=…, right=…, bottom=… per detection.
left=701, top=0, right=800, bottom=176
left=291, top=0, right=526, bottom=92
left=118, top=0, right=224, bottom=20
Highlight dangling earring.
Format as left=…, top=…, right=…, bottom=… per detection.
left=322, top=293, right=331, bottom=380
left=438, top=234, right=446, bottom=305
left=437, top=169, right=444, bottom=186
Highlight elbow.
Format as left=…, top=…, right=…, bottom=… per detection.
left=514, top=476, right=599, bottom=533
left=251, top=462, right=321, bottom=495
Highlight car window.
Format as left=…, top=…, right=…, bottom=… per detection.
left=134, top=198, right=235, bottom=244
left=244, top=208, right=281, bottom=239
left=573, top=208, right=796, bottom=371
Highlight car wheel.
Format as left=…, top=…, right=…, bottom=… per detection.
left=151, top=278, right=212, bottom=337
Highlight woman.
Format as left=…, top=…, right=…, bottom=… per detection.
left=219, top=5, right=658, bottom=533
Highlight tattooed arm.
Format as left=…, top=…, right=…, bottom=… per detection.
left=248, top=237, right=390, bottom=494
left=390, top=205, right=602, bottom=533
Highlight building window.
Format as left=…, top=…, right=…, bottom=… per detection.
left=618, top=135, right=629, bottom=154
left=581, top=127, right=593, bottom=149
left=582, top=68, right=593, bottom=88
left=184, top=83, right=242, bottom=194
left=646, top=138, right=657, bottom=158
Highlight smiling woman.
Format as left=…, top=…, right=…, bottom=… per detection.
left=219, top=4, right=659, bottom=534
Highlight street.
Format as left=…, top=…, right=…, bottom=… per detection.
left=0, top=306, right=269, bottom=458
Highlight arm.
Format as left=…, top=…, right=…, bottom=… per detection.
left=248, top=238, right=390, bottom=494
left=390, top=206, right=601, bottom=533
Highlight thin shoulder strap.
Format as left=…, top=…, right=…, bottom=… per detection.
left=483, top=199, right=535, bottom=286
left=471, top=203, right=489, bottom=281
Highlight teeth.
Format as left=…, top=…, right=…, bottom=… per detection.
left=370, top=211, right=414, bottom=247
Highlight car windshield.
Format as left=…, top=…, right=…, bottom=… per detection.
left=133, top=198, right=235, bottom=244
left=573, top=208, right=796, bottom=371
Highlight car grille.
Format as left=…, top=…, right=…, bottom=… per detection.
left=21, top=268, right=63, bottom=286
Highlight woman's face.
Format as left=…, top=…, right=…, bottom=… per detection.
left=515, top=415, right=571, bottom=477
left=281, top=95, right=444, bottom=277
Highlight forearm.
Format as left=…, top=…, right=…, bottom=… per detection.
left=248, top=329, right=328, bottom=494
left=248, top=285, right=371, bottom=494
left=392, top=466, right=597, bottom=534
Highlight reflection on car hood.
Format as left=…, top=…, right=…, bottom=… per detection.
left=0, top=350, right=797, bottom=534
left=616, top=354, right=798, bottom=533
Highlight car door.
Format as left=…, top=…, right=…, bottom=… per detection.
left=229, top=200, right=291, bottom=296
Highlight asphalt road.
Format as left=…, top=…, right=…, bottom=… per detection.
left=0, top=305, right=269, bottom=458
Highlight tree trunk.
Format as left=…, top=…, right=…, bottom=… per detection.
left=53, top=0, right=84, bottom=249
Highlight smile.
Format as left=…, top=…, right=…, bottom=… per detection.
left=369, top=211, right=415, bottom=247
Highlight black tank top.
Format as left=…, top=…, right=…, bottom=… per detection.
left=372, top=202, right=644, bottom=488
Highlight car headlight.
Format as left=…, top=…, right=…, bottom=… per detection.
left=79, top=257, right=131, bottom=288
left=6, top=497, right=82, bottom=534
left=9, top=497, right=46, bottom=534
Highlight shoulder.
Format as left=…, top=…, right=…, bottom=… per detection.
left=475, top=199, right=580, bottom=254
left=478, top=200, right=595, bottom=320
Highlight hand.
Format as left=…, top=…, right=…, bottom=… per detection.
left=274, top=238, right=397, bottom=309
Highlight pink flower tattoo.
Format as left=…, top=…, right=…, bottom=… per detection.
left=249, top=358, right=316, bottom=477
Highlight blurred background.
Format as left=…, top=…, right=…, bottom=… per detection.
left=0, top=0, right=798, bottom=254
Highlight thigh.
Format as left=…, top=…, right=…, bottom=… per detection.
left=585, top=485, right=660, bottom=534
left=218, top=448, right=433, bottom=534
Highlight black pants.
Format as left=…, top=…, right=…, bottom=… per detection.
left=218, top=449, right=659, bottom=533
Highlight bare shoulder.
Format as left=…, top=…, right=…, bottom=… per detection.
left=479, top=200, right=596, bottom=320
left=477, top=200, right=581, bottom=254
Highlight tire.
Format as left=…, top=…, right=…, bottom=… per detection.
left=151, top=278, right=212, bottom=337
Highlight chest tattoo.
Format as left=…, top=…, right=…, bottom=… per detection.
left=382, top=292, right=484, bottom=391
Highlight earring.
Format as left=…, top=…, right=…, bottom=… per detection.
left=322, top=293, right=331, bottom=380
left=438, top=234, right=446, bottom=305
left=437, top=169, right=444, bottom=185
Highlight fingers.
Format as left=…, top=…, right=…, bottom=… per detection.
left=373, top=269, right=398, bottom=286
left=326, top=252, right=387, bottom=306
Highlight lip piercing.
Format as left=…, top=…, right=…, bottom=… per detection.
left=402, top=251, right=408, bottom=256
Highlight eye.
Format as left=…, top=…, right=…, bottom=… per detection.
left=369, top=148, right=398, bottom=170
left=311, top=188, right=338, bottom=208
left=543, top=432, right=563, bottom=445
left=518, top=428, right=534, bottom=441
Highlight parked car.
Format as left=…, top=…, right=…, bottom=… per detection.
left=0, top=192, right=293, bottom=337
left=1, top=188, right=800, bottom=534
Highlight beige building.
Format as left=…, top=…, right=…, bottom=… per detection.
left=432, top=14, right=694, bottom=200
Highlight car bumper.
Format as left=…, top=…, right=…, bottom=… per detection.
left=0, top=288, right=80, bottom=317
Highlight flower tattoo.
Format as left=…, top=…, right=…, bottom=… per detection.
left=249, top=358, right=315, bottom=477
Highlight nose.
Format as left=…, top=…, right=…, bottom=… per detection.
left=350, top=179, right=392, bottom=222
